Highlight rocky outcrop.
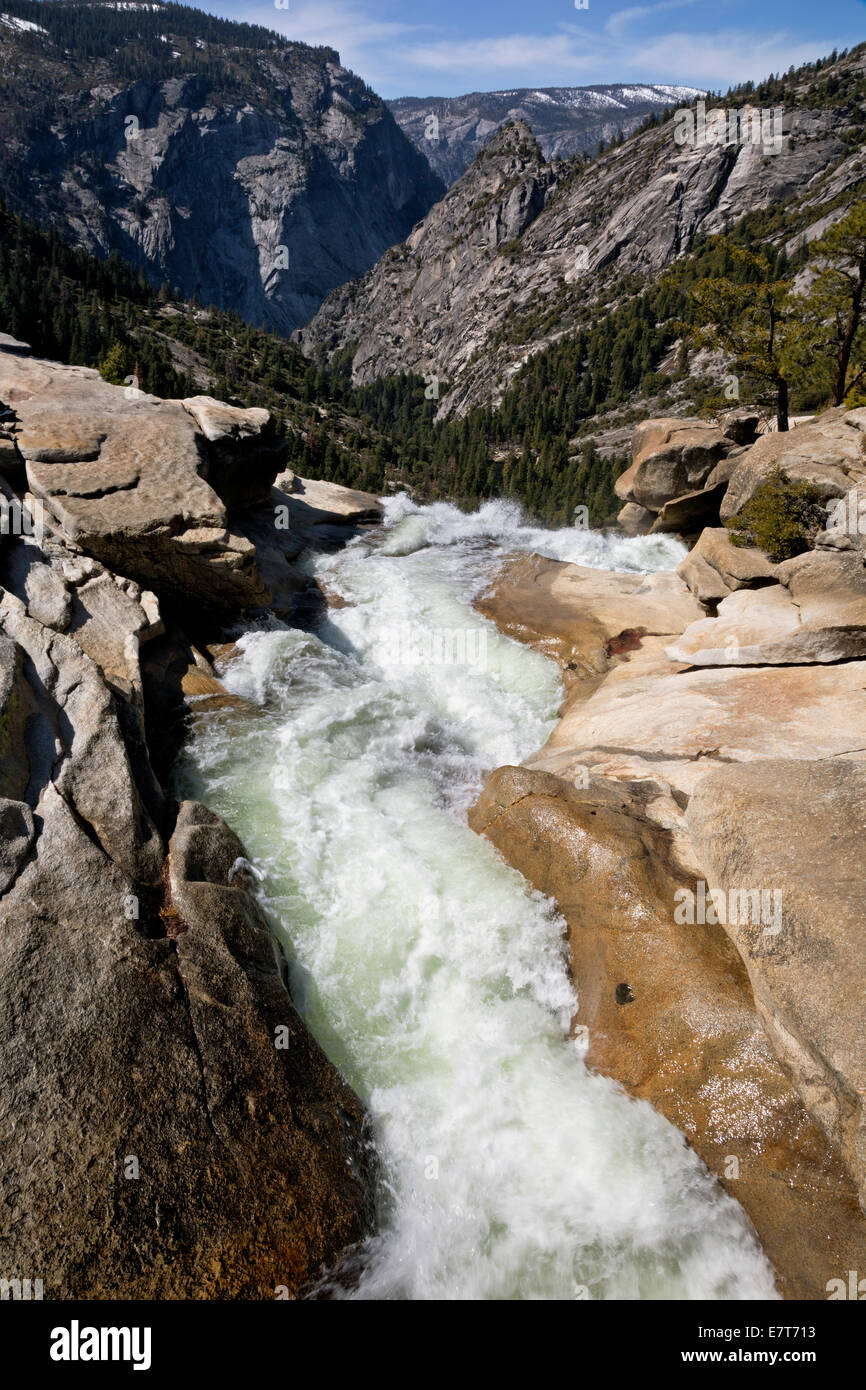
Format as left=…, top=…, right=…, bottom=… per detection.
left=687, top=759, right=866, bottom=1224
left=614, top=417, right=740, bottom=532
left=233, top=473, right=384, bottom=622
left=678, top=526, right=779, bottom=596
left=720, top=407, right=866, bottom=522
left=470, top=414, right=866, bottom=1296
left=615, top=417, right=738, bottom=513
left=272, top=473, right=383, bottom=548
left=0, top=7, right=443, bottom=335
left=616, top=501, right=656, bottom=537
left=614, top=408, right=866, bottom=583
left=0, top=770, right=374, bottom=1296
left=650, top=480, right=730, bottom=534
left=0, top=347, right=291, bottom=613
left=474, top=553, right=703, bottom=703
left=0, top=345, right=379, bottom=1297
left=471, top=763, right=866, bottom=1300
left=667, top=550, right=866, bottom=666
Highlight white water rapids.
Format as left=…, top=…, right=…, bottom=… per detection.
left=177, top=497, right=778, bottom=1300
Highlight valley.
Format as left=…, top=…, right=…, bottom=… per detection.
left=0, top=0, right=865, bottom=1321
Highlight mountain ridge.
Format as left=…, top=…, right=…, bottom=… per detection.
left=0, top=0, right=444, bottom=333
left=388, top=83, right=705, bottom=185
left=301, top=46, right=866, bottom=417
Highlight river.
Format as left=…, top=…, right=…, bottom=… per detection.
left=176, top=495, right=778, bottom=1300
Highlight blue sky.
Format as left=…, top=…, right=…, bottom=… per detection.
left=207, top=0, right=866, bottom=97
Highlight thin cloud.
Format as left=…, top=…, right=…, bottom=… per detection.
left=229, top=1, right=856, bottom=96
left=606, top=0, right=700, bottom=42
left=392, top=33, right=598, bottom=77
left=628, top=30, right=842, bottom=83
left=243, top=1, right=434, bottom=87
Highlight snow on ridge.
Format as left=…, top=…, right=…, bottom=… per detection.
left=0, top=12, right=48, bottom=32
left=584, top=91, right=627, bottom=109
left=616, top=85, right=668, bottom=102
left=634, top=83, right=706, bottom=102
left=480, top=85, right=705, bottom=114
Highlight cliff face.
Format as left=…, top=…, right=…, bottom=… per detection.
left=295, top=120, right=558, bottom=392
left=0, top=2, right=444, bottom=333
left=302, top=47, right=866, bottom=415
left=389, top=83, right=704, bottom=186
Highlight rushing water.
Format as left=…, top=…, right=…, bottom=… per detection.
left=177, top=497, right=778, bottom=1300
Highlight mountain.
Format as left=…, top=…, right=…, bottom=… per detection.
left=0, top=0, right=444, bottom=333
left=389, top=83, right=704, bottom=185
left=300, top=47, right=866, bottom=417
left=0, top=192, right=422, bottom=502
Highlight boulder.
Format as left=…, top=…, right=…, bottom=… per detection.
left=0, top=333, right=30, bottom=356
left=686, top=527, right=779, bottom=590
left=666, top=553, right=866, bottom=665
left=0, top=350, right=284, bottom=612
left=650, top=480, right=728, bottom=533
left=676, top=550, right=733, bottom=605
left=181, top=396, right=287, bottom=509
left=262, top=474, right=384, bottom=555
left=720, top=408, right=866, bottom=522
left=721, top=408, right=762, bottom=446
left=282, top=474, right=383, bottom=524
left=615, top=418, right=737, bottom=513
left=705, top=451, right=746, bottom=488
left=776, top=545, right=866, bottom=609
left=617, top=501, right=655, bottom=536
left=814, top=528, right=855, bottom=551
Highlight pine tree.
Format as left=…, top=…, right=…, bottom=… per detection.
left=97, top=340, right=132, bottom=386
left=687, top=242, right=797, bottom=430
left=798, top=204, right=866, bottom=405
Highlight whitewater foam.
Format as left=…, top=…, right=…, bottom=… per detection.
left=374, top=494, right=688, bottom=573
left=177, top=501, right=776, bottom=1301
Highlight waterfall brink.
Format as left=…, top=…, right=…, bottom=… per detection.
left=178, top=498, right=777, bottom=1302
